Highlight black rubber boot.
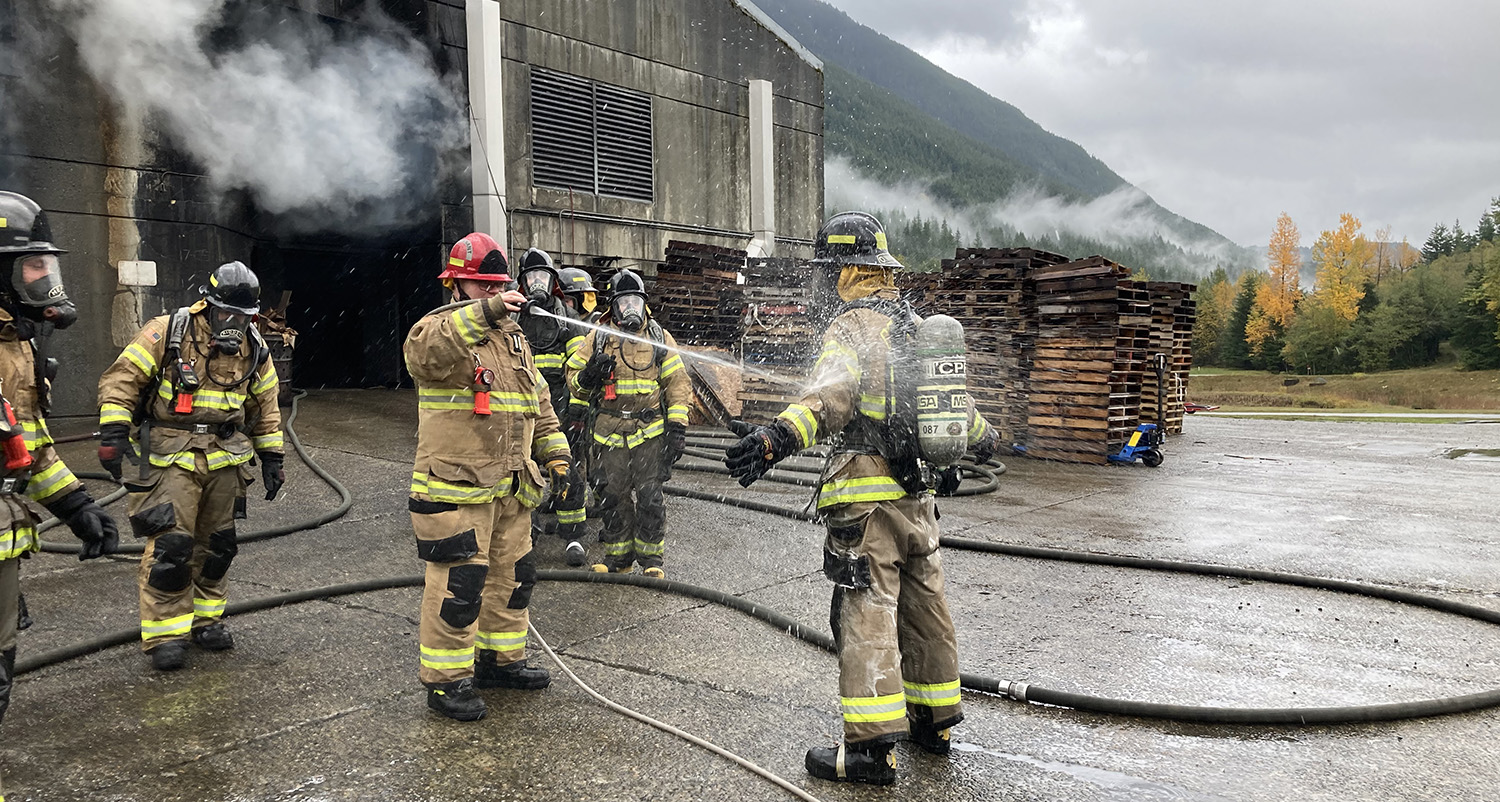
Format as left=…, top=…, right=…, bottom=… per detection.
left=0, top=647, right=15, bottom=722
left=805, top=740, right=897, bottom=786
left=474, top=654, right=551, bottom=690
left=149, top=641, right=188, bottom=672
left=191, top=622, right=235, bottom=651
left=910, top=723, right=952, bottom=755
left=564, top=540, right=586, bottom=567
left=426, top=678, right=486, bottom=721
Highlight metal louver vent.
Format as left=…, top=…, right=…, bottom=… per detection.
left=531, top=69, right=654, bottom=203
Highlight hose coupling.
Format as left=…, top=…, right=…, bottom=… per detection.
left=1003, top=681, right=1029, bottom=701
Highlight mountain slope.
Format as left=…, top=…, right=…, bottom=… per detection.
left=758, top=0, right=1243, bottom=253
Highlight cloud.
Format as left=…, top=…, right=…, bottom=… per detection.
left=821, top=0, right=1500, bottom=245
left=826, top=155, right=1245, bottom=272
left=40, top=0, right=466, bottom=234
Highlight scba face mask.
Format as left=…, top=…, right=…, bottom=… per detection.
left=612, top=295, right=646, bottom=331
left=522, top=269, right=555, bottom=302
left=12, top=254, right=78, bottom=329
left=209, top=307, right=253, bottom=355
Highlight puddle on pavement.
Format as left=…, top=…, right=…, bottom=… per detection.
left=953, top=741, right=1231, bottom=801
left=1443, top=448, right=1500, bottom=462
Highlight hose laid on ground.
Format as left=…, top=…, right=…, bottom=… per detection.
left=18, top=401, right=1500, bottom=727
left=35, top=390, right=353, bottom=554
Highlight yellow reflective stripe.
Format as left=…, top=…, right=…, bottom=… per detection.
left=475, top=630, right=527, bottom=651
left=814, top=341, right=862, bottom=381
left=141, top=613, right=194, bottom=639
left=659, top=354, right=685, bottom=379
left=666, top=404, right=690, bottom=425
left=817, top=476, right=908, bottom=508
left=193, top=598, right=227, bottom=618
left=25, top=460, right=76, bottom=502
left=1128, top=430, right=1142, bottom=448
left=968, top=413, right=989, bottom=445
left=613, top=379, right=659, bottom=395
left=825, top=234, right=857, bottom=244
left=777, top=403, right=818, bottom=449
left=903, top=679, right=961, bottom=706
left=840, top=692, right=906, bottom=722
left=594, top=430, right=626, bottom=448
left=0, top=526, right=38, bottom=560
left=565, top=348, right=589, bottom=370
left=448, top=256, right=466, bottom=268
left=100, top=403, right=132, bottom=426
left=555, top=507, right=586, bottom=524
left=604, top=540, right=632, bottom=556
left=633, top=538, right=664, bottom=557
left=534, top=352, right=566, bottom=369
left=420, top=644, right=475, bottom=669
left=251, top=432, right=284, bottom=451
left=593, top=418, right=666, bottom=449
left=565, top=335, right=585, bottom=358
left=857, top=393, right=888, bottom=420
left=250, top=368, right=279, bottom=396
left=123, top=343, right=158, bottom=375
left=516, top=479, right=543, bottom=508
left=535, top=431, right=568, bottom=458
left=20, top=418, right=54, bottom=450
left=154, top=383, right=247, bottom=410
left=418, top=387, right=538, bottom=414
left=410, top=472, right=504, bottom=504
left=449, top=304, right=488, bottom=345
left=203, top=449, right=253, bottom=472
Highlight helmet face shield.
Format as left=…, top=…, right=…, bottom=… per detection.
left=13, top=253, right=67, bottom=307
left=612, top=294, right=646, bottom=330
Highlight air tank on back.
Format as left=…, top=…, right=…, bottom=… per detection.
left=914, top=314, right=969, bottom=467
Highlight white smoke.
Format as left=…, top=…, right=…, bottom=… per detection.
left=43, top=0, right=466, bottom=232
left=825, top=155, right=1250, bottom=273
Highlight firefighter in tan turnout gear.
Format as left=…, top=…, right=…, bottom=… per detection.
left=725, top=212, right=1000, bottom=786
left=0, top=191, right=120, bottom=801
left=564, top=269, right=690, bottom=577
left=404, top=232, right=580, bottom=721
left=98, top=261, right=284, bottom=672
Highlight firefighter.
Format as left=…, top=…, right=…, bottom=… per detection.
left=724, top=212, right=1000, bottom=786
left=0, top=191, right=119, bottom=800
left=515, top=248, right=587, bottom=566
left=564, top=269, right=690, bottom=578
left=404, top=233, right=580, bottom=721
left=558, top=266, right=599, bottom=322
left=98, top=260, right=284, bottom=672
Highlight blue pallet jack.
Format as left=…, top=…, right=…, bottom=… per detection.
left=1109, top=353, right=1168, bottom=468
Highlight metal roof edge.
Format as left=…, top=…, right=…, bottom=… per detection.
left=732, top=0, right=823, bottom=72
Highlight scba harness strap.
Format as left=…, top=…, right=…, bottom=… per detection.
left=832, top=297, right=926, bottom=495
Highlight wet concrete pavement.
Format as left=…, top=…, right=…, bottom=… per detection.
left=5, top=389, right=1499, bottom=801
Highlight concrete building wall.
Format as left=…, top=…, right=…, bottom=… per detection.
left=498, top=0, right=825, bottom=268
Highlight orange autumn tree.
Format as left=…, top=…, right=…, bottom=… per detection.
left=1309, top=213, right=1374, bottom=322
left=1245, top=212, right=1303, bottom=357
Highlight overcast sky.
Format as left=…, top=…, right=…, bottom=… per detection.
left=819, top=0, right=1500, bottom=248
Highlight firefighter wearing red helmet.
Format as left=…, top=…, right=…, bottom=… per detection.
left=402, top=232, right=580, bottom=721
left=97, top=259, right=282, bottom=672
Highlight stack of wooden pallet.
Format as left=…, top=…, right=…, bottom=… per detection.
left=1138, top=282, right=1197, bottom=434
left=738, top=258, right=820, bottom=423
left=1025, top=256, right=1137, bottom=464
left=648, top=240, right=746, bottom=348
left=898, top=248, right=1068, bottom=443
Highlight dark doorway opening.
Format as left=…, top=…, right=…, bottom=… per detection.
left=250, top=228, right=444, bottom=390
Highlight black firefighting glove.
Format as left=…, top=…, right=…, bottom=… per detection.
left=259, top=451, right=285, bottom=501
left=936, top=466, right=963, bottom=497
left=97, top=423, right=131, bottom=482
left=724, top=419, right=800, bottom=488
left=665, top=422, right=688, bottom=465
left=576, top=352, right=616, bottom=392
left=562, top=402, right=589, bottom=446
left=45, top=488, right=119, bottom=561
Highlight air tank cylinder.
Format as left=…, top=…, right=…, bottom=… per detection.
left=914, top=314, right=969, bottom=467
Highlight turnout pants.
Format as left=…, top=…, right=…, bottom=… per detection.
left=411, top=492, right=536, bottom=686
left=592, top=436, right=666, bottom=570
left=128, top=460, right=244, bottom=652
left=824, top=493, right=962, bottom=744
left=1, top=557, right=18, bottom=801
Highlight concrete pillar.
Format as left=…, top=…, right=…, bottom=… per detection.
left=466, top=0, right=507, bottom=247
left=747, top=78, right=775, bottom=258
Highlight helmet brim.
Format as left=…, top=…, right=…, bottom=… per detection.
left=437, top=269, right=512, bottom=283
left=205, top=295, right=260, bottom=316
